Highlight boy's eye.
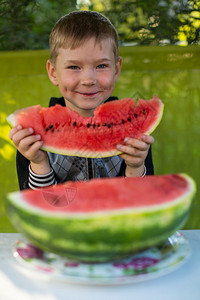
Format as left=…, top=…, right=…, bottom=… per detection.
left=97, top=64, right=108, bottom=69
left=67, top=66, right=80, bottom=70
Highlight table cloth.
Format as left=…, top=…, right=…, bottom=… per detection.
left=0, top=230, right=200, bottom=300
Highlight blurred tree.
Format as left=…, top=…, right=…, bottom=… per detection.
left=177, top=0, right=200, bottom=45
left=78, top=0, right=200, bottom=45
left=32, top=0, right=77, bottom=49
left=0, top=0, right=37, bottom=50
left=0, top=0, right=199, bottom=50
left=0, top=0, right=77, bottom=50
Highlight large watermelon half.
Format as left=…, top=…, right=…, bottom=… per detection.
left=6, top=174, right=195, bottom=263
left=6, top=95, right=164, bottom=158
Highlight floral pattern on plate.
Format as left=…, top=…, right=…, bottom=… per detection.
left=13, top=231, right=190, bottom=285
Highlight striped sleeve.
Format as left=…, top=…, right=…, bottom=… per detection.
left=28, top=165, right=56, bottom=190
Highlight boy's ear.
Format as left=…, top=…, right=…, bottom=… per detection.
left=46, top=60, right=59, bottom=86
left=114, top=56, right=122, bottom=82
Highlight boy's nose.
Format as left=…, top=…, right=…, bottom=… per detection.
left=81, top=69, right=96, bottom=86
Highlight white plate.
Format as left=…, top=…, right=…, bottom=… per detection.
left=13, top=231, right=190, bottom=285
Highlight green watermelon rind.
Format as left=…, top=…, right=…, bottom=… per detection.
left=42, top=144, right=122, bottom=158
left=5, top=174, right=196, bottom=262
left=143, top=98, right=164, bottom=135
left=6, top=113, right=17, bottom=127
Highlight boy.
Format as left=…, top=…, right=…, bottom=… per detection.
left=9, top=11, right=154, bottom=190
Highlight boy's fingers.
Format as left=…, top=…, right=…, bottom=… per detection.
left=122, top=155, right=141, bottom=164
left=117, top=144, right=145, bottom=156
left=9, top=127, right=19, bottom=140
left=141, top=135, right=155, bottom=144
left=11, top=128, right=34, bottom=145
left=17, top=137, right=44, bottom=162
left=9, top=125, right=23, bottom=139
left=28, top=140, right=43, bottom=154
left=18, top=135, right=41, bottom=152
left=9, top=129, right=15, bottom=140
left=121, top=135, right=154, bottom=150
left=123, top=138, right=149, bottom=151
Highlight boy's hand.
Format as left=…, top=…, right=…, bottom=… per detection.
left=117, top=135, right=154, bottom=177
left=9, top=125, right=50, bottom=174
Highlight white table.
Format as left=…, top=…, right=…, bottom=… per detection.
left=0, top=230, right=200, bottom=300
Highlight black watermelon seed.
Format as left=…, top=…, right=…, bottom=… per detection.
left=97, top=124, right=100, bottom=127
left=104, top=123, right=107, bottom=126
left=49, top=125, right=54, bottom=129
left=128, top=117, right=132, bottom=121
left=87, top=123, right=91, bottom=128
left=122, top=120, right=125, bottom=124
left=73, top=121, right=77, bottom=127
left=93, top=124, right=96, bottom=128
left=107, top=124, right=111, bottom=128
left=45, top=127, right=49, bottom=132
left=143, top=109, right=146, bottom=115
left=134, top=113, right=138, bottom=118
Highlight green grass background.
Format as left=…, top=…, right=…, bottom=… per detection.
left=0, top=45, right=200, bottom=231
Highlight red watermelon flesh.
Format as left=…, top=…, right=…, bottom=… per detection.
left=18, top=174, right=192, bottom=214
left=6, top=95, right=164, bottom=158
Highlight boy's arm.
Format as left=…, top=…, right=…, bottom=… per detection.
left=17, top=151, right=57, bottom=190
left=10, top=126, right=56, bottom=190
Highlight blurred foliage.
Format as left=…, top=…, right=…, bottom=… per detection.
left=0, top=0, right=77, bottom=50
left=0, top=0, right=199, bottom=49
left=78, top=0, right=200, bottom=46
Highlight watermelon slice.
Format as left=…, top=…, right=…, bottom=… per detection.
left=6, top=95, right=164, bottom=158
left=6, top=174, right=196, bottom=262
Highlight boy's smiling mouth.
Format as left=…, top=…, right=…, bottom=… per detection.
left=78, top=92, right=100, bottom=97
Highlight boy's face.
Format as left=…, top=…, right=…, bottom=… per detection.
left=47, top=37, right=122, bottom=116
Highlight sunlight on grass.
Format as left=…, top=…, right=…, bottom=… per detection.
left=0, top=112, right=16, bottom=161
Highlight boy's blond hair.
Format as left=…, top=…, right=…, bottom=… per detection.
left=49, top=10, right=119, bottom=65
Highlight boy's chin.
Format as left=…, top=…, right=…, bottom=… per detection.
left=64, top=97, right=107, bottom=116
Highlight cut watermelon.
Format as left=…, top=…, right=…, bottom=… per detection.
left=6, top=174, right=196, bottom=262
left=6, top=95, right=164, bottom=158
